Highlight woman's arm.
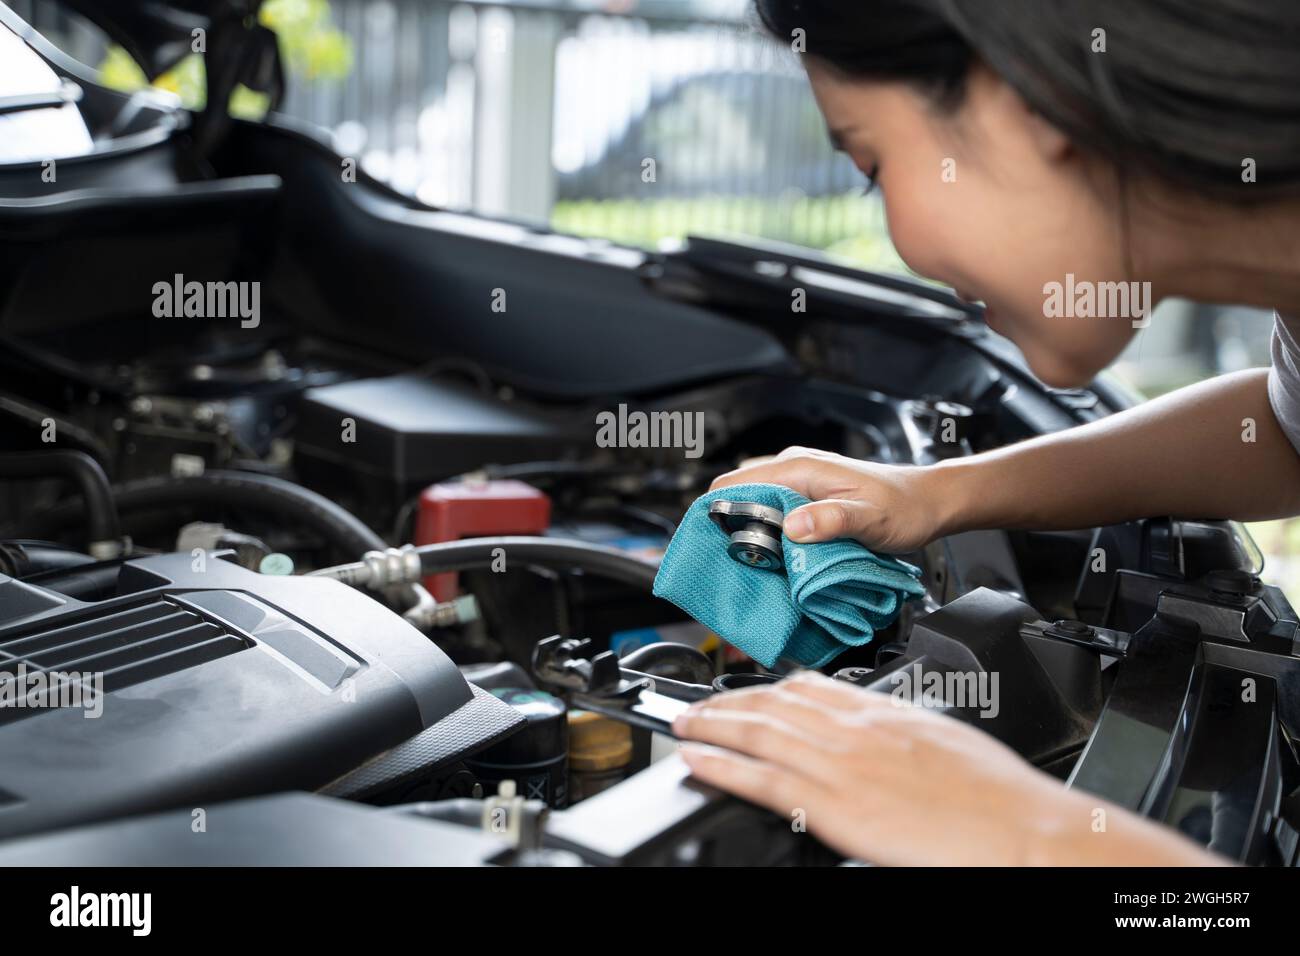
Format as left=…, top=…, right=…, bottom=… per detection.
left=712, top=368, right=1300, bottom=549
left=949, top=367, right=1300, bottom=533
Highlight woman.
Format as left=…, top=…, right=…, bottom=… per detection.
left=672, top=0, right=1300, bottom=865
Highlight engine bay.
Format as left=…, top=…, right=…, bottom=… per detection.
left=1, top=304, right=1297, bottom=865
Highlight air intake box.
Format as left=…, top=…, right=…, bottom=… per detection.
left=0, top=553, right=522, bottom=838
left=293, top=375, right=590, bottom=511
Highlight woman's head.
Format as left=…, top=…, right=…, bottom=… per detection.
left=756, top=0, right=1300, bottom=386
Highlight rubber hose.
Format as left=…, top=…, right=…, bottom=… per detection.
left=414, top=536, right=660, bottom=592
left=15, top=470, right=386, bottom=561
left=0, top=541, right=96, bottom=577
left=0, top=450, right=120, bottom=548
left=620, top=642, right=715, bottom=685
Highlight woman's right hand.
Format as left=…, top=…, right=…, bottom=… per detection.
left=709, top=447, right=967, bottom=554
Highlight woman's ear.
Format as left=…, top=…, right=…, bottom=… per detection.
left=968, top=62, right=1074, bottom=165
left=1021, top=104, right=1074, bottom=164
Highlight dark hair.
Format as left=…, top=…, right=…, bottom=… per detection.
left=755, top=0, right=1300, bottom=201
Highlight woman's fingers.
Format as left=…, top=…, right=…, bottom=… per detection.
left=680, top=745, right=895, bottom=863
left=673, top=704, right=847, bottom=786
left=670, top=691, right=852, bottom=780
left=677, top=674, right=906, bottom=746
left=675, top=676, right=922, bottom=776
left=709, top=458, right=821, bottom=496
left=706, top=450, right=943, bottom=552
left=783, top=498, right=878, bottom=543
left=679, top=682, right=843, bottom=729
left=707, top=460, right=897, bottom=547
left=677, top=743, right=827, bottom=821
left=710, top=467, right=882, bottom=545
left=708, top=448, right=846, bottom=494
left=779, top=669, right=901, bottom=711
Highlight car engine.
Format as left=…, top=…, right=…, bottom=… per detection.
left=0, top=321, right=1297, bottom=865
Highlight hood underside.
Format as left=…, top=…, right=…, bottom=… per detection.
left=54, top=0, right=263, bottom=78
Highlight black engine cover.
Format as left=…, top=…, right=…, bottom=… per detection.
left=0, top=552, right=520, bottom=837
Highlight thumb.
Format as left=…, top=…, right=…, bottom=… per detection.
left=783, top=499, right=871, bottom=544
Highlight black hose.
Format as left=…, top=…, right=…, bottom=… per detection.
left=13, top=470, right=387, bottom=561
left=413, top=536, right=660, bottom=592
left=620, top=642, right=715, bottom=685
left=0, top=392, right=114, bottom=465
left=0, top=541, right=95, bottom=577
left=0, top=450, right=120, bottom=549
left=13, top=471, right=439, bottom=610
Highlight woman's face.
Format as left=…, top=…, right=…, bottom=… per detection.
left=806, top=60, right=1141, bottom=387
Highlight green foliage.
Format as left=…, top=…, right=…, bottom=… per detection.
left=551, top=193, right=911, bottom=275
left=263, top=0, right=354, bottom=80
left=97, top=0, right=353, bottom=118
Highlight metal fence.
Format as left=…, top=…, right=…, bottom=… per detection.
left=278, top=0, right=896, bottom=264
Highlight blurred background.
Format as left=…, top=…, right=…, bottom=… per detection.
left=14, top=0, right=1293, bottom=588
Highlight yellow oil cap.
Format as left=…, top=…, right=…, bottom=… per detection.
left=567, top=709, right=633, bottom=772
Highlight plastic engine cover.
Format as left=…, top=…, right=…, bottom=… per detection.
left=0, top=552, right=520, bottom=838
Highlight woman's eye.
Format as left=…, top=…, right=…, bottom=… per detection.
left=861, top=163, right=881, bottom=196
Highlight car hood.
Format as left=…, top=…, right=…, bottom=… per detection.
left=54, top=0, right=264, bottom=79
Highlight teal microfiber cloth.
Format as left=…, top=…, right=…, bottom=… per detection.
left=652, top=483, right=926, bottom=669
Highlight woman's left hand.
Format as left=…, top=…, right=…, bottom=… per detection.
left=672, top=671, right=1221, bottom=866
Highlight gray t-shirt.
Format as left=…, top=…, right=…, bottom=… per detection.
left=1268, top=312, right=1300, bottom=453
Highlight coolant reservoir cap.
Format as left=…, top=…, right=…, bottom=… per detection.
left=567, top=709, right=633, bottom=772
left=259, top=553, right=295, bottom=576
left=472, top=688, right=568, bottom=765
left=708, top=499, right=785, bottom=571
